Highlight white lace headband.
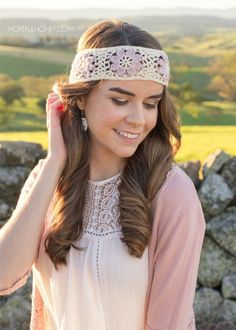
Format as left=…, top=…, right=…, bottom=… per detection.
left=69, top=46, right=170, bottom=86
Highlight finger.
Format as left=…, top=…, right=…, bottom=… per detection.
left=48, top=104, right=64, bottom=116
left=46, top=98, right=62, bottom=109
left=47, top=94, right=60, bottom=101
left=47, top=92, right=63, bottom=103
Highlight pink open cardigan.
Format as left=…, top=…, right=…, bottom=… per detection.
left=0, top=159, right=206, bottom=329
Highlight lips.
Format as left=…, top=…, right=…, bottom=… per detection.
left=114, top=129, right=141, bottom=139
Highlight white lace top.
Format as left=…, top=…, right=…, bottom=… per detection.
left=33, top=172, right=149, bottom=330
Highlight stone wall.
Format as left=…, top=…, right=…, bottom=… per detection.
left=0, top=142, right=235, bottom=330
left=181, top=150, right=236, bottom=330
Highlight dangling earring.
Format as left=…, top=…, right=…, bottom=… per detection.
left=81, top=110, right=88, bottom=132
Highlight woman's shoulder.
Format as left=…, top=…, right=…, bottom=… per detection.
left=151, top=163, right=205, bottom=256
left=165, top=163, right=198, bottom=194
left=155, top=163, right=200, bottom=211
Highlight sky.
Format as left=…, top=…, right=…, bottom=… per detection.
left=0, top=0, right=235, bottom=10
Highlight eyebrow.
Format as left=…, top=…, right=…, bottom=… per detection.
left=108, top=87, right=163, bottom=99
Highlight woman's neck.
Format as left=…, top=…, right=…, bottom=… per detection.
left=89, top=158, right=126, bottom=182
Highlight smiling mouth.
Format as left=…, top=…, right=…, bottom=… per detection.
left=113, top=129, right=141, bottom=139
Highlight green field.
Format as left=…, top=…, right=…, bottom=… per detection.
left=177, top=126, right=236, bottom=162
left=0, top=54, right=68, bottom=78
left=180, top=101, right=236, bottom=125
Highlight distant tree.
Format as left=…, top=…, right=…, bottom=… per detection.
left=208, top=52, right=236, bottom=101
left=1, top=81, right=25, bottom=105
left=19, top=75, right=60, bottom=98
left=0, top=100, right=13, bottom=127
left=0, top=74, right=12, bottom=84
left=169, top=82, right=201, bottom=105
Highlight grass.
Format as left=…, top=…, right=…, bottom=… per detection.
left=177, top=126, right=236, bottom=162
left=0, top=126, right=235, bottom=164
left=173, top=69, right=212, bottom=93
left=0, top=45, right=73, bottom=63
left=0, top=54, right=68, bottom=78
left=179, top=101, right=236, bottom=125
left=0, top=98, right=46, bottom=131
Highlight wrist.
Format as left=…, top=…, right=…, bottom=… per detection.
left=44, top=155, right=66, bottom=171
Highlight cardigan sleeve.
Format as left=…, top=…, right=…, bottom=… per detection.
left=0, top=159, right=45, bottom=296
left=146, top=167, right=206, bottom=330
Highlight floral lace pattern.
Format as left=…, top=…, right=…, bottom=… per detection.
left=82, top=173, right=122, bottom=238
left=69, top=46, right=170, bottom=86
left=30, top=281, right=45, bottom=330
left=110, top=48, right=143, bottom=76
left=30, top=279, right=57, bottom=330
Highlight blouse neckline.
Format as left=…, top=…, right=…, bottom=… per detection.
left=88, top=171, right=122, bottom=186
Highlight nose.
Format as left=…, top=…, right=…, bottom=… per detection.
left=125, top=104, right=145, bottom=128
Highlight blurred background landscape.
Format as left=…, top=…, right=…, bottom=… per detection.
left=0, top=3, right=235, bottom=163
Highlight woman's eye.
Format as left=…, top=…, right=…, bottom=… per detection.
left=111, top=98, right=158, bottom=109
left=144, top=103, right=158, bottom=109
left=111, top=98, right=127, bottom=105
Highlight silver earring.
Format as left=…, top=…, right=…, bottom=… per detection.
left=81, top=110, right=88, bottom=132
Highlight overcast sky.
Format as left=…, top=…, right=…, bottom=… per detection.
left=0, top=0, right=235, bottom=9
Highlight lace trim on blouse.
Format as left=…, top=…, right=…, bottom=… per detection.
left=82, top=165, right=177, bottom=240
left=82, top=172, right=122, bottom=239
left=188, top=312, right=196, bottom=330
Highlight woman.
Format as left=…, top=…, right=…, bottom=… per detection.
left=0, top=19, right=206, bottom=330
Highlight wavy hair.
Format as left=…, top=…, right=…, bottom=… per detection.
left=44, top=19, right=181, bottom=270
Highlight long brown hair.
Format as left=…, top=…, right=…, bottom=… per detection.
left=44, top=19, right=181, bottom=270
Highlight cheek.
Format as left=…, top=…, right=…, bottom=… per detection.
left=86, top=107, right=121, bottom=134
left=93, top=107, right=123, bottom=128
left=146, top=111, right=158, bottom=131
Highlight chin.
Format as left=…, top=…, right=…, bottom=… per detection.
left=115, top=148, right=138, bottom=158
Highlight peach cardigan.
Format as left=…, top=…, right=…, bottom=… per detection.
left=0, top=160, right=206, bottom=329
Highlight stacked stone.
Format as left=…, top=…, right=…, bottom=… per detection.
left=0, top=141, right=46, bottom=330
left=180, top=149, right=236, bottom=330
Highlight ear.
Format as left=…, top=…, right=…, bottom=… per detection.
left=76, top=95, right=86, bottom=110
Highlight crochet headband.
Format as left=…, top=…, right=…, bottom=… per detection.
left=69, top=46, right=170, bottom=86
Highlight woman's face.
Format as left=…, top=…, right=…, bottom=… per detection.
left=76, top=79, right=164, bottom=165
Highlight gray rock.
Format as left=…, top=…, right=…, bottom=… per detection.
left=206, top=207, right=236, bottom=256
left=0, top=294, right=31, bottom=330
left=215, top=299, right=236, bottom=323
left=0, top=199, right=11, bottom=221
left=203, top=149, right=231, bottom=177
left=198, top=236, right=236, bottom=287
left=198, top=173, right=234, bottom=217
left=194, top=287, right=223, bottom=327
left=220, top=157, right=236, bottom=196
left=0, top=141, right=45, bottom=167
left=216, top=321, right=236, bottom=330
left=0, top=166, right=30, bottom=199
left=222, top=274, right=236, bottom=299
left=0, top=276, right=32, bottom=329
